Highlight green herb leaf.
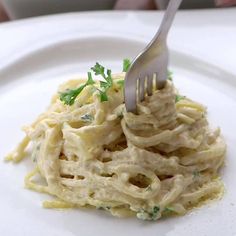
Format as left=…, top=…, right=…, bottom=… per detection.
left=123, top=58, right=131, bottom=72
left=80, top=114, right=94, bottom=122
left=99, top=90, right=108, bottom=102
left=60, top=84, right=86, bottom=105
left=91, top=62, right=106, bottom=78
left=91, top=62, right=114, bottom=102
left=168, top=70, right=173, bottom=81
left=175, top=95, right=185, bottom=103
left=106, top=69, right=113, bottom=85
left=100, top=81, right=109, bottom=89
left=91, top=62, right=112, bottom=86
left=61, top=62, right=115, bottom=105
left=60, top=72, right=95, bottom=105
left=86, top=72, right=95, bottom=85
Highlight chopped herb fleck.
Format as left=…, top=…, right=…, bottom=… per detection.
left=137, top=206, right=160, bottom=220
left=31, top=143, right=40, bottom=162
left=153, top=206, right=160, bottom=213
left=80, top=114, right=94, bottom=122
left=149, top=206, right=160, bottom=220
left=175, top=95, right=185, bottom=103
left=193, top=170, right=200, bottom=179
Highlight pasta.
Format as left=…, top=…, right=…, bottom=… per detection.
left=6, top=72, right=226, bottom=220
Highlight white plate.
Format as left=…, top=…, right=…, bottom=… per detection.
left=1, top=11, right=236, bottom=236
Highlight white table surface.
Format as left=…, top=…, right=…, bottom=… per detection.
left=0, top=9, right=235, bottom=75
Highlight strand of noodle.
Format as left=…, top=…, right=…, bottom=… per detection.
left=176, top=100, right=205, bottom=112
left=167, top=203, right=186, bottom=215
left=180, top=141, right=226, bottom=165
left=24, top=167, right=50, bottom=194
left=43, top=200, right=76, bottom=208
left=5, top=136, right=30, bottom=162
left=159, top=175, right=185, bottom=209
left=180, top=180, right=223, bottom=207
left=111, top=164, right=161, bottom=199
left=121, top=119, right=187, bottom=147
left=178, top=107, right=203, bottom=120
left=177, top=113, right=195, bottom=124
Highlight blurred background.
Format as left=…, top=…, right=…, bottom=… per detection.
left=0, top=0, right=235, bottom=22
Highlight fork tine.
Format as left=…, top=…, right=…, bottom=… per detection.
left=124, top=69, right=139, bottom=113
left=139, top=77, right=145, bottom=102
left=147, top=74, right=153, bottom=96
left=156, top=69, right=167, bottom=89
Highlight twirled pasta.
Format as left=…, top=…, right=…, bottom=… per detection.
left=6, top=73, right=226, bottom=220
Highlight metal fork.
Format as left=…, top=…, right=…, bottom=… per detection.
left=124, top=0, right=182, bottom=113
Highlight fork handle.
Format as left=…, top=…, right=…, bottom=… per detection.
left=155, top=0, right=182, bottom=41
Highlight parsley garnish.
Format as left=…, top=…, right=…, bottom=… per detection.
left=91, top=62, right=113, bottom=87
left=59, top=59, right=133, bottom=105
left=60, top=72, right=95, bottom=105
left=98, top=89, right=109, bottom=102
left=123, top=58, right=131, bottom=72
left=91, top=62, right=113, bottom=102
left=60, top=62, right=114, bottom=105
left=175, top=95, right=185, bottom=103
left=60, top=85, right=86, bottom=105
left=87, top=71, right=96, bottom=85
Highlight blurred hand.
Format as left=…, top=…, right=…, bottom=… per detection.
left=114, top=0, right=157, bottom=10
left=215, top=0, right=236, bottom=6
left=0, top=2, right=9, bottom=21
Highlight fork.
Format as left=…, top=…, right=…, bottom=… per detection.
left=124, top=0, right=183, bottom=113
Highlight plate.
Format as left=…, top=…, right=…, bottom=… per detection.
left=0, top=11, right=236, bottom=236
